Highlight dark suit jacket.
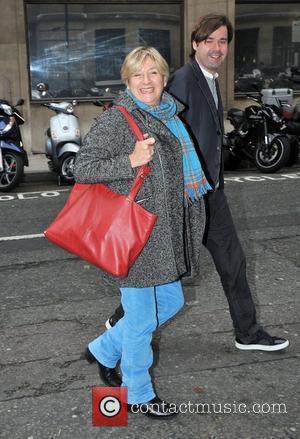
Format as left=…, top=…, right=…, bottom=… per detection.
left=167, top=57, right=225, bottom=189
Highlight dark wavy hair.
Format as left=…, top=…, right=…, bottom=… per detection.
left=190, top=14, right=234, bottom=57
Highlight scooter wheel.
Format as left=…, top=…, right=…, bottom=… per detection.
left=254, top=136, right=291, bottom=173
left=0, top=151, right=24, bottom=192
left=59, top=152, right=76, bottom=184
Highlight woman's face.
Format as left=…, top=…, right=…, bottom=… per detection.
left=127, top=57, right=166, bottom=106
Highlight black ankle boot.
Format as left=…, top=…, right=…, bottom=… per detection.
left=128, top=396, right=179, bottom=418
left=85, top=348, right=122, bottom=387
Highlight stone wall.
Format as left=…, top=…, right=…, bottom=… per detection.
left=0, top=0, right=235, bottom=154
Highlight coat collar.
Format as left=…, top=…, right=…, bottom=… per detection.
left=194, top=58, right=219, bottom=80
left=113, top=90, right=183, bottom=146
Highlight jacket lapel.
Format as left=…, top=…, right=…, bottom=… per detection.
left=189, top=59, right=222, bottom=131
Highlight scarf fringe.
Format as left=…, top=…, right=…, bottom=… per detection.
left=184, top=186, right=210, bottom=206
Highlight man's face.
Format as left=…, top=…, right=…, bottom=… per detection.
left=192, top=25, right=229, bottom=74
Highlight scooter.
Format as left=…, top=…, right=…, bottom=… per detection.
left=37, top=83, right=81, bottom=184
left=0, top=98, right=28, bottom=191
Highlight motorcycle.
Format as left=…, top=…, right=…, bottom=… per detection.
left=0, top=98, right=28, bottom=191
left=36, top=83, right=81, bottom=184
left=224, top=93, right=291, bottom=173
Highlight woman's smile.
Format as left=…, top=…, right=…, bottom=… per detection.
left=127, top=57, right=166, bottom=106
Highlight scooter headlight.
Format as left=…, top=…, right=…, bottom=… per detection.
left=0, top=118, right=14, bottom=133
left=0, top=104, right=13, bottom=116
left=66, top=104, right=73, bottom=113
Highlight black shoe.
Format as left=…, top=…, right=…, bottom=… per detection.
left=105, top=306, right=124, bottom=329
left=85, top=348, right=122, bottom=387
left=235, top=329, right=289, bottom=352
left=105, top=314, right=120, bottom=329
left=128, top=396, right=179, bottom=418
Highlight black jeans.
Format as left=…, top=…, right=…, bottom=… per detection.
left=112, top=190, right=261, bottom=342
left=203, top=190, right=261, bottom=341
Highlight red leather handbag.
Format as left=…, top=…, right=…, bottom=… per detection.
left=44, top=106, right=157, bottom=277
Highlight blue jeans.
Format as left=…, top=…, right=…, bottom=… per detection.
left=88, top=280, right=184, bottom=404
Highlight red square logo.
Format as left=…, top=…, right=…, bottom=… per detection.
left=92, top=387, right=128, bottom=426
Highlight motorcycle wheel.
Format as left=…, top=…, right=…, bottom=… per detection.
left=254, top=136, right=291, bottom=173
left=60, top=152, right=76, bottom=183
left=0, top=151, right=24, bottom=192
left=223, top=149, right=242, bottom=171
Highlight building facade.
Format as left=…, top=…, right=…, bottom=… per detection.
left=1, top=0, right=299, bottom=154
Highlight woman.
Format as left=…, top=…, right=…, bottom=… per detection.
left=74, top=47, right=211, bottom=418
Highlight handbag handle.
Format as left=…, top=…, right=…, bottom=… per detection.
left=115, top=105, right=152, bottom=202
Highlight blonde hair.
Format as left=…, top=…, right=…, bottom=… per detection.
left=121, top=46, right=169, bottom=83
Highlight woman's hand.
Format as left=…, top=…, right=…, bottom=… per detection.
left=129, top=133, right=155, bottom=168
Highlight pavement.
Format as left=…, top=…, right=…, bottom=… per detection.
left=1, top=154, right=299, bottom=439
left=24, top=153, right=51, bottom=175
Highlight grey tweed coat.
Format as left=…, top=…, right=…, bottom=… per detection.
left=74, top=92, right=206, bottom=287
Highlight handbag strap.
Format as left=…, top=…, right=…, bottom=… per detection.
left=115, top=105, right=152, bottom=202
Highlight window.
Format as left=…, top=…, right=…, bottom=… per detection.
left=139, top=29, right=171, bottom=65
left=95, top=29, right=126, bottom=82
left=235, top=1, right=300, bottom=94
left=26, top=2, right=182, bottom=101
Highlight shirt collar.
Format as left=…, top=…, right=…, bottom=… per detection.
left=195, top=59, right=219, bottom=80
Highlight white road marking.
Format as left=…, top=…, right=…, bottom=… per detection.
left=0, top=233, right=44, bottom=241
left=0, top=188, right=69, bottom=202
left=224, top=172, right=300, bottom=183
left=1, top=173, right=299, bottom=203
left=1, top=172, right=299, bottom=242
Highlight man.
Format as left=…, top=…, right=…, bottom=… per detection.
left=106, top=14, right=289, bottom=351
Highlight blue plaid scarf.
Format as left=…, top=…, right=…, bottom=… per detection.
left=127, top=90, right=212, bottom=203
